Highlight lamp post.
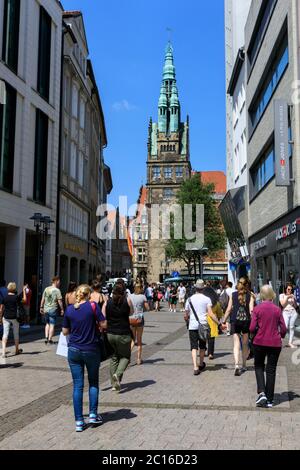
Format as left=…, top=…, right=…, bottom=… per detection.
left=30, top=213, right=54, bottom=324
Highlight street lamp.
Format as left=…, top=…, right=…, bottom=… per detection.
left=30, top=213, right=54, bottom=324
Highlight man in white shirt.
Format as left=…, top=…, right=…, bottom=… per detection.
left=185, top=279, right=220, bottom=375
left=177, top=283, right=186, bottom=312
left=226, top=281, right=234, bottom=297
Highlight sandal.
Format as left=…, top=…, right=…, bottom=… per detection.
left=15, top=349, right=23, bottom=355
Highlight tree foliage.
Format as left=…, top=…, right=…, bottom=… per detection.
left=165, top=175, right=226, bottom=273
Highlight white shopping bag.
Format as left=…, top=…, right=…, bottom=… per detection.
left=56, top=332, right=69, bottom=358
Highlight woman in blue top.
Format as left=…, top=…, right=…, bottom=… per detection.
left=63, top=284, right=106, bottom=432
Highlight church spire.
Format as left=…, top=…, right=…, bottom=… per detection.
left=158, top=42, right=180, bottom=134
left=163, top=42, right=176, bottom=83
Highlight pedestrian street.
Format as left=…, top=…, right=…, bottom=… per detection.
left=1, top=304, right=300, bottom=450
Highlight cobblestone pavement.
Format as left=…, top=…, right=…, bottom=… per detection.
left=1, top=304, right=300, bottom=450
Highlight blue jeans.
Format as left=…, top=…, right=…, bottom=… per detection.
left=68, top=347, right=101, bottom=421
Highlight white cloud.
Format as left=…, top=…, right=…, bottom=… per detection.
left=112, top=99, right=138, bottom=112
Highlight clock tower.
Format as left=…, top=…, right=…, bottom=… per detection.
left=146, top=43, right=191, bottom=282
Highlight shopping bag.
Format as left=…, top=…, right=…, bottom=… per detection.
left=56, top=332, right=69, bottom=358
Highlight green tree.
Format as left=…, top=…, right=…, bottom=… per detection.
left=165, top=174, right=226, bottom=274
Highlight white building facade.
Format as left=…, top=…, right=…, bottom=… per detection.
left=59, top=11, right=111, bottom=292
left=223, top=0, right=251, bottom=284
left=0, top=0, right=62, bottom=298
left=225, top=0, right=252, bottom=190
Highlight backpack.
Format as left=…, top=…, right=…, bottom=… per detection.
left=219, top=290, right=229, bottom=312
left=236, top=304, right=249, bottom=322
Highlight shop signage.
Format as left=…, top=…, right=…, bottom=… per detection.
left=275, top=219, right=299, bottom=241
left=64, top=243, right=85, bottom=255
left=254, top=237, right=267, bottom=251
left=274, top=99, right=290, bottom=187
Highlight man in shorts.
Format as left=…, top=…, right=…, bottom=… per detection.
left=40, top=276, right=64, bottom=344
left=185, top=279, right=220, bottom=375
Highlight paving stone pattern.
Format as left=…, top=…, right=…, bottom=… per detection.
left=0, top=305, right=300, bottom=450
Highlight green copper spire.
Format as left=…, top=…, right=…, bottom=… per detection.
left=170, top=82, right=179, bottom=107
left=158, top=42, right=180, bottom=134
left=158, top=81, right=167, bottom=133
left=163, top=42, right=176, bottom=81
left=158, top=82, right=167, bottom=107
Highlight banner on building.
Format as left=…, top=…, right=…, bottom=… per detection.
left=274, top=99, right=290, bottom=186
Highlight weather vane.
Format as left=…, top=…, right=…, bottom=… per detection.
left=166, top=27, right=173, bottom=43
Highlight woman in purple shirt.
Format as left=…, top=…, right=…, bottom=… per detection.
left=250, top=285, right=287, bottom=408
left=63, top=284, right=106, bottom=432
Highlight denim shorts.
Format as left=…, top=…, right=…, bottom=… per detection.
left=44, top=310, right=57, bottom=325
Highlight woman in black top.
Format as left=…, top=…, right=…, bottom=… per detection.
left=102, top=282, right=133, bottom=392
left=223, top=278, right=255, bottom=376
left=0, top=282, right=27, bottom=358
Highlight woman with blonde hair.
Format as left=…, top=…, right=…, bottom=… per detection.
left=223, top=277, right=255, bottom=376
left=62, top=284, right=106, bottom=432
left=130, top=283, right=149, bottom=365
left=250, top=285, right=286, bottom=408
left=0, top=282, right=27, bottom=358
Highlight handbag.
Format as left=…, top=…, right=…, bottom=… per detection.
left=91, top=302, right=113, bottom=361
left=129, top=314, right=143, bottom=327
left=16, top=304, right=26, bottom=324
left=188, top=300, right=211, bottom=342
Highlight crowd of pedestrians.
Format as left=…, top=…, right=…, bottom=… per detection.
left=0, top=272, right=299, bottom=431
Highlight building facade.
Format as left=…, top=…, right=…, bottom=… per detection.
left=223, top=0, right=252, bottom=283
left=58, top=11, right=110, bottom=292
left=109, top=209, right=132, bottom=279
left=146, top=42, right=191, bottom=283
left=245, top=0, right=300, bottom=296
left=225, top=0, right=252, bottom=190
left=0, top=0, right=62, bottom=300
left=131, top=186, right=148, bottom=282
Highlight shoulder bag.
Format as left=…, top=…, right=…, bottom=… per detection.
left=91, top=302, right=113, bottom=361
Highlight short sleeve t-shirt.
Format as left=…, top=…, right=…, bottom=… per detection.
left=146, top=287, right=153, bottom=298
left=1, top=293, right=23, bottom=319
left=63, top=301, right=105, bottom=352
left=130, top=294, right=147, bottom=314
left=185, top=293, right=212, bottom=330
left=178, top=287, right=186, bottom=298
left=43, top=286, right=62, bottom=313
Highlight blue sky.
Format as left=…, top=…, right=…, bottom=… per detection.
left=62, top=0, right=226, bottom=208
